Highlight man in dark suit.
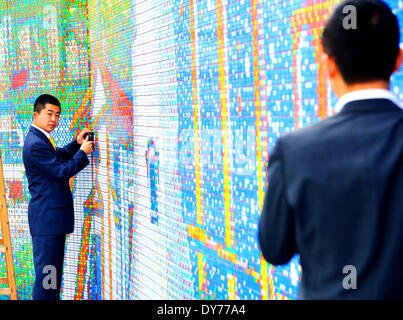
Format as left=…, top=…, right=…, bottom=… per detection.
left=23, top=94, right=94, bottom=300
left=258, top=0, right=403, bottom=299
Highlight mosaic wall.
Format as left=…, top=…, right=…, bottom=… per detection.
left=0, top=0, right=92, bottom=299
left=1, top=0, right=402, bottom=300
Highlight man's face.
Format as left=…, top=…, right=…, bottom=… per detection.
left=33, top=103, right=61, bottom=133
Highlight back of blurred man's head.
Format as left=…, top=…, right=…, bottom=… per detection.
left=322, top=0, right=400, bottom=85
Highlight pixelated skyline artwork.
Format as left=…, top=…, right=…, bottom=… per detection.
left=1, top=0, right=403, bottom=300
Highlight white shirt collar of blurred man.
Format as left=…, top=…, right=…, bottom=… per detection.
left=335, top=89, right=403, bottom=114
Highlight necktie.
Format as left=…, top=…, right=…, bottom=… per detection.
left=49, top=136, right=56, bottom=150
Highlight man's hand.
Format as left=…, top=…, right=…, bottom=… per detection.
left=80, top=137, right=95, bottom=155
left=77, top=128, right=91, bottom=145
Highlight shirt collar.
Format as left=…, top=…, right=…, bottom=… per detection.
left=335, top=89, right=403, bottom=114
left=31, top=123, right=51, bottom=139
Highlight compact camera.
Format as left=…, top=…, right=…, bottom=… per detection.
left=83, top=131, right=95, bottom=141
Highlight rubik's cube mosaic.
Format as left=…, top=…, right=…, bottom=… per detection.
left=0, top=0, right=402, bottom=300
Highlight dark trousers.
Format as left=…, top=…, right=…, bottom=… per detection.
left=31, top=235, right=66, bottom=300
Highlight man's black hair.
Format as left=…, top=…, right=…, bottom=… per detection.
left=34, top=94, right=61, bottom=114
left=322, top=0, right=400, bottom=84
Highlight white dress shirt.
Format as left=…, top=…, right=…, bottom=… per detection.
left=334, top=89, right=403, bottom=113
left=31, top=123, right=51, bottom=139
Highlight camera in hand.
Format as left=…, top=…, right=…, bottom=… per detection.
left=83, top=132, right=95, bottom=141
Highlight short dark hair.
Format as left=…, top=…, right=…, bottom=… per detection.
left=322, top=0, right=400, bottom=84
left=34, top=94, right=61, bottom=114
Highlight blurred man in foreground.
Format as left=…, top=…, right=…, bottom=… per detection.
left=259, top=0, right=403, bottom=299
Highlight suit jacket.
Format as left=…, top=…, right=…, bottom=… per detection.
left=23, top=126, right=89, bottom=235
left=258, top=98, right=403, bottom=299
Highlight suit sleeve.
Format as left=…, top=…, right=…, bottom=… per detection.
left=258, top=138, right=297, bottom=265
left=30, top=142, right=89, bottom=181
left=56, top=139, right=81, bottom=162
